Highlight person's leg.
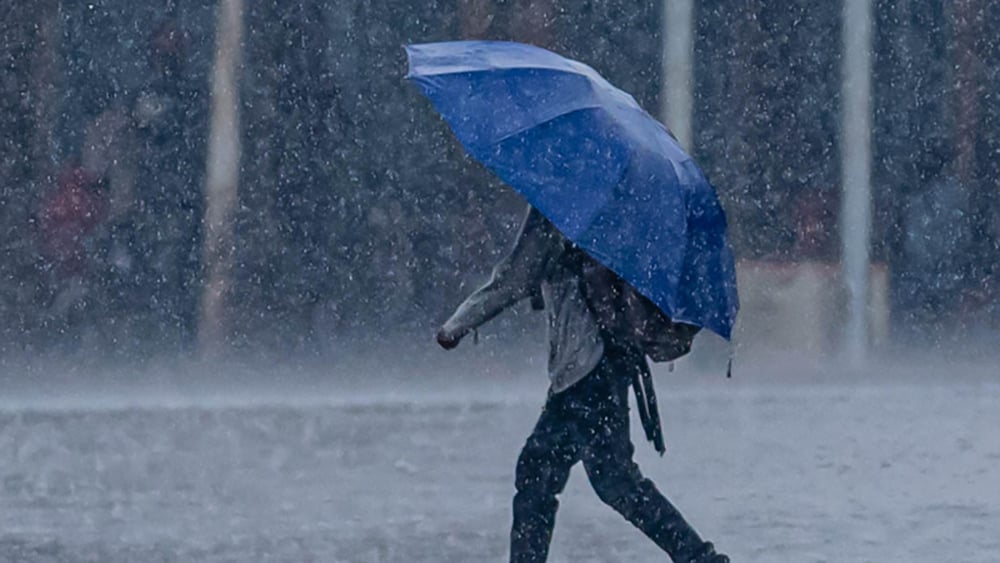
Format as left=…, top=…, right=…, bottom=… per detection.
left=577, top=358, right=728, bottom=563
left=510, top=392, right=580, bottom=563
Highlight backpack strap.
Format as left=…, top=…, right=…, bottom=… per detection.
left=726, top=333, right=736, bottom=378
left=631, top=349, right=666, bottom=456
left=568, top=246, right=667, bottom=456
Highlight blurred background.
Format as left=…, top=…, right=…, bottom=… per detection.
left=3, top=3, right=1000, bottom=562
left=2, top=0, right=999, bottom=366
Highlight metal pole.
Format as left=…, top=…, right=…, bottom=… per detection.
left=199, top=0, right=245, bottom=356
left=840, top=0, right=874, bottom=365
left=662, top=0, right=694, bottom=150
left=952, top=0, right=981, bottom=185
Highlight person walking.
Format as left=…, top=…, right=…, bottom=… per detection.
left=436, top=206, right=730, bottom=563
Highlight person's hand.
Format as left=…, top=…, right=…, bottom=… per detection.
left=436, top=328, right=463, bottom=350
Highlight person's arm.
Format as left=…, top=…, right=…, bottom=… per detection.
left=437, top=208, right=556, bottom=348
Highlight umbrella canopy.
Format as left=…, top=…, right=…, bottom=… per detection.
left=406, top=40, right=738, bottom=340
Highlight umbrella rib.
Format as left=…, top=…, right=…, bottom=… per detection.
left=490, top=105, right=603, bottom=145
left=407, top=63, right=598, bottom=79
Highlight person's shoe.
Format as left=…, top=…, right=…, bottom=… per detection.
left=681, top=541, right=730, bottom=563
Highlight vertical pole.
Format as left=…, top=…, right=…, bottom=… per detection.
left=662, top=0, right=694, bottom=150
left=952, top=0, right=981, bottom=185
left=199, top=0, right=244, bottom=356
left=840, top=0, right=874, bottom=365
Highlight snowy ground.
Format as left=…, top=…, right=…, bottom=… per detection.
left=1, top=350, right=999, bottom=563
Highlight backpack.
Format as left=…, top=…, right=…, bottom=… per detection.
left=567, top=246, right=701, bottom=362
left=564, top=245, right=700, bottom=455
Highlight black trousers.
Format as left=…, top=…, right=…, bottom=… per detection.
left=510, top=353, right=709, bottom=562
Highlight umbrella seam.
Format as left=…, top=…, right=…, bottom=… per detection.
left=489, top=105, right=604, bottom=145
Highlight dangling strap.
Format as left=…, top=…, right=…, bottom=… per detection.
left=631, top=352, right=666, bottom=456
left=726, top=335, right=736, bottom=378
left=571, top=251, right=665, bottom=455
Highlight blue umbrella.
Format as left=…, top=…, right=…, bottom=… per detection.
left=406, top=40, right=739, bottom=340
